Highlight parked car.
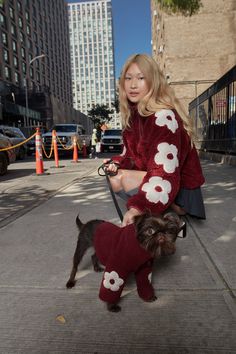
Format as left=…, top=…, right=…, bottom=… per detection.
left=0, top=133, right=16, bottom=175
left=26, top=137, right=36, bottom=156
left=42, top=124, right=91, bottom=155
left=100, top=129, right=123, bottom=152
left=0, top=126, right=27, bottom=160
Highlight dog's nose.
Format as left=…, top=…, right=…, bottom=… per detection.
left=158, top=235, right=165, bottom=245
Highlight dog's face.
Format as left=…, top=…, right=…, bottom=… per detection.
left=134, top=212, right=181, bottom=258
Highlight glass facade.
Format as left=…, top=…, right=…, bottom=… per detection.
left=68, top=0, right=116, bottom=114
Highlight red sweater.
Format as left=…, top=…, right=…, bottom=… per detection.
left=112, top=108, right=205, bottom=214
left=94, top=222, right=155, bottom=304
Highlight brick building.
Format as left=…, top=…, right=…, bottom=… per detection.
left=151, top=0, right=236, bottom=112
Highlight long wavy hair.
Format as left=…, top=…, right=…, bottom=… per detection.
left=119, top=54, right=194, bottom=139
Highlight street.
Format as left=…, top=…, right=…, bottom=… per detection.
left=0, top=156, right=236, bottom=353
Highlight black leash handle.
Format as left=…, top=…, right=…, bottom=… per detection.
left=98, top=161, right=124, bottom=222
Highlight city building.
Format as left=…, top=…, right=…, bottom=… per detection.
left=0, top=0, right=87, bottom=135
left=68, top=0, right=117, bottom=128
left=151, top=0, right=236, bottom=113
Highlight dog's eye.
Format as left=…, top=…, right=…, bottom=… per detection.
left=147, top=227, right=155, bottom=236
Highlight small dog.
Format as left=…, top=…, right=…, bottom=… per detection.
left=66, top=212, right=183, bottom=312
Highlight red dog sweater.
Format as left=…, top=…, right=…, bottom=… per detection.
left=94, top=222, right=155, bottom=304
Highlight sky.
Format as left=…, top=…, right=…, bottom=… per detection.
left=67, top=0, right=152, bottom=79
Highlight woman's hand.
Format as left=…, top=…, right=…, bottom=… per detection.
left=103, top=159, right=119, bottom=174
left=122, top=208, right=142, bottom=227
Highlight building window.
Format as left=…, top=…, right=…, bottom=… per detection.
left=0, top=13, right=7, bottom=29
left=11, top=24, right=17, bottom=37
left=14, top=71, right=20, bottom=84
left=13, top=56, right=19, bottom=69
left=5, top=66, right=11, bottom=80
left=12, top=40, right=17, bottom=53
left=26, top=24, right=31, bottom=35
left=9, top=6, right=15, bottom=20
left=21, top=47, right=26, bottom=59
left=22, top=62, right=26, bottom=74
left=19, top=31, right=25, bottom=43
left=18, top=17, right=23, bottom=29
left=3, top=49, right=9, bottom=63
left=17, top=1, right=22, bottom=13
left=1, top=31, right=8, bottom=46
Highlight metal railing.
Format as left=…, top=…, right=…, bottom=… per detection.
left=189, top=66, right=236, bottom=155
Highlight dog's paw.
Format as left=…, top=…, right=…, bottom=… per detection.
left=145, top=295, right=157, bottom=302
left=107, top=303, right=121, bottom=312
left=66, top=280, right=76, bottom=288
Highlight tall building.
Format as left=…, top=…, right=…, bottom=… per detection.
left=151, top=0, right=236, bottom=112
left=68, top=0, right=116, bottom=119
left=0, top=0, right=86, bottom=131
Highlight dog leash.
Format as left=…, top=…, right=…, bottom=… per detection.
left=98, top=160, right=124, bottom=222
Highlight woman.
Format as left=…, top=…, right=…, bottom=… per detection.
left=105, top=54, right=205, bottom=226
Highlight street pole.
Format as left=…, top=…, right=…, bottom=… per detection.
left=25, top=54, right=46, bottom=136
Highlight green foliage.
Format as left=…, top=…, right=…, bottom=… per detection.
left=112, top=98, right=120, bottom=114
left=87, top=104, right=114, bottom=129
left=156, top=0, right=203, bottom=16
left=0, top=0, right=4, bottom=5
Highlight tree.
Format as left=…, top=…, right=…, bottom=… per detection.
left=112, top=97, right=120, bottom=114
left=156, top=0, right=203, bottom=16
left=87, top=104, right=114, bottom=139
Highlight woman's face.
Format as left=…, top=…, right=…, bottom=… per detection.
left=124, top=63, right=149, bottom=103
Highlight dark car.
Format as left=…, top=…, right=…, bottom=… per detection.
left=0, top=126, right=27, bottom=160
left=100, top=129, right=123, bottom=152
left=0, top=133, right=16, bottom=175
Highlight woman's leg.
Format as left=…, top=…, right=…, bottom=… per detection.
left=109, top=169, right=186, bottom=215
left=109, top=169, right=147, bottom=193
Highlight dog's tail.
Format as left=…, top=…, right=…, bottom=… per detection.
left=76, top=214, right=84, bottom=230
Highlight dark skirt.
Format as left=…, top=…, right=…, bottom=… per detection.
left=116, top=187, right=206, bottom=219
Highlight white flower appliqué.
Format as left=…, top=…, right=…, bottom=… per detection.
left=142, top=176, right=171, bottom=204
left=103, top=271, right=124, bottom=292
left=155, top=110, right=178, bottom=133
left=154, top=142, right=179, bottom=173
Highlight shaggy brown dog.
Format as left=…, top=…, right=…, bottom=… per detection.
left=66, top=212, right=183, bottom=312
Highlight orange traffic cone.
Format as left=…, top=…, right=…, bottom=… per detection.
left=72, top=135, right=79, bottom=163
left=82, top=140, right=87, bottom=158
left=52, top=130, right=59, bottom=168
left=35, top=127, right=44, bottom=175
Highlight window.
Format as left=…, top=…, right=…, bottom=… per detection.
left=11, top=24, right=17, bottom=37
left=3, top=49, right=9, bottom=63
left=0, top=13, right=7, bottom=29
left=21, top=47, right=25, bottom=59
left=13, top=56, right=19, bottom=69
left=12, top=40, right=17, bottom=52
left=5, top=66, right=11, bottom=80
left=17, top=1, right=22, bottom=12
left=9, top=6, right=15, bottom=20
left=14, top=71, right=20, bottom=84
left=18, top=17, right=23, bottom=28
left=2, top=31, right=8, bottom=46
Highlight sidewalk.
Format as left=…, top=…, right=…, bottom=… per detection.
left=0, top=157, right=236, bottom=353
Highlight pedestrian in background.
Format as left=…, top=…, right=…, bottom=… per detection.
left=104, top=53, right=205, bottom=226
left=90, top=128, right=98, bottom=159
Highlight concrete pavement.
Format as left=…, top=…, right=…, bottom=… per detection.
left=0, top=156, right=236, bottom=353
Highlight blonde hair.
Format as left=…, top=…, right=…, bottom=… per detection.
left=119, top=54, right=194, bottom=139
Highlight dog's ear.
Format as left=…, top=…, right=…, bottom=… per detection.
left=163, top=212, right=182, bottom=236
left=163, top=212, right=180, bottom=226
left=133, top=214, right=146, bottom=228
